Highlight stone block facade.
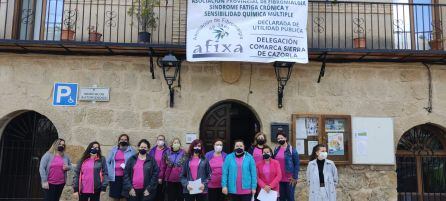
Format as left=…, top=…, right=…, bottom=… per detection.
left=0, top=53, right=446, bottom=200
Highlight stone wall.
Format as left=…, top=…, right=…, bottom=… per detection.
left=1, top=53, right=446, bottom=200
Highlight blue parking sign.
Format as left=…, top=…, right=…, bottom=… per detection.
left=53, top=82, right=78, bottom=106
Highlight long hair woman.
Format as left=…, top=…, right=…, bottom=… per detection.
left=180, top=139, right=211, bottom=201
left=306, top=144, right=338, bottom=201
left=73, top=141, right=108, bottom=201
left=248, top=132, right=268, bottom=164
left=39, top=138, right=72, bottom=201
left=272, top=132, right=300, bottom=201
left=106, top=134, right=136, bottom=201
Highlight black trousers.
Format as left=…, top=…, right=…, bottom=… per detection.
left=155, top=184, right=164, bottom=201
left=229, top=194, right=252, bottom=201
left=43, top=183, right=65, bottom=201
left=166, top=182, right=184, bottom=201
left=184, top=193, right=208, bottom=201
left=128, top=189, right=154, bottom=201
left=208, top=188, right=225, bottom=201
left=79, top=191, right=100, bottom=201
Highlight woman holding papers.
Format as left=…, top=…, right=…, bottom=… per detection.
left=256, top=146, right=282, bottom=201
left=181, top=139, right=211, bottom=201
left=123, top=139, right=159, bottom=201
left=306, top=144, right=338, bottom=201
left=273, top=132, right=300, bottom=201
left=205, top=139, right=227, bottom=201
left=221, top=140, right=257, bottom=201
left=164, top=138, right=187, bottom=201
left=106, top=134, right=136, bottom=201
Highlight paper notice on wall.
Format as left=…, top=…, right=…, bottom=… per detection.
left=308, top=141, right=319, bottom=156
left=296, top=118, right=307, bottom=139
left=328, top=132, right=344, bottom=155
left=355, top=132, right=368, bottom=156
left=296, top=140, right=305, bottom=155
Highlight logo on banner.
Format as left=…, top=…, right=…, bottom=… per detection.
left=191, top=18, right=244, bottom=59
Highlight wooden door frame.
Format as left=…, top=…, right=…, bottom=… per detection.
left=396, top=123, right=446, bottom=201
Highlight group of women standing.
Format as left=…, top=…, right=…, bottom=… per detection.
left=39, top=132, right=338, bottom=201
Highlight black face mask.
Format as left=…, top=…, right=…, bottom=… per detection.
left=119, top=141, right=129, bottom=147
left=57, top=146, right=65, bottom=152
left=90, top=148, right=98, bottom=155
left=235, top=148, right=244, bottom=156
left=257, top=139, right=265, bottom=145
left=139, top=149, right=147, bottom=155
left=194, top=148, right=201, bottom=154
left=278, top=140, right=286, bottom=145
left=263, top=153, right=271, bottom=160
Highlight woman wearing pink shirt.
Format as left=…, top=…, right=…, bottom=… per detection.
left=273, top=132, right=300, bottom=201
left=204, top=139, right=227, bottom=201
left=256, top=146, right=282, bottom=201
left=221, top=140, right=257, bottom=201
left=181, top=139, right=211, bottom=201
left=248, top=132, right=267, bottom=164
left=123, top=139, right=159, bottom=201
left=106, top=134, right=136, bottom=201
left=164, top=138, right=187, bottom=201
left=73, top=141, right=109, bottom=201
left=148, top=135, right=169, bottom=201
left=39, top=138, right=72, bottom=201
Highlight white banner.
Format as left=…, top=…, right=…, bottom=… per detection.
left=187, top=0, right=308, bottom=63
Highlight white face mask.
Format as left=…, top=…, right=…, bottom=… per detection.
left=318, top=151, right=328, bottom=160
left=157, top=140, right=165, bottom=147
left=214, top=145, right=223, bottom=153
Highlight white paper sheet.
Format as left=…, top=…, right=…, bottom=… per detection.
left=257, top=189, right=278, bottom=201
left=308, top=141, right=319, bottom=156
left=296, top=140, right=305, bottom=155
left=355, top=132, right=368, bottom=156
left=188, top=178, right=203, bottom=194
left=296, top=118, right=307, bottom=139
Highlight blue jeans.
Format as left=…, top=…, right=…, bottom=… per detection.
left=279, top=182, right=295, bottom=201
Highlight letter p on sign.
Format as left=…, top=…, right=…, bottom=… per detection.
left=53, top=82, right=78, bottom=106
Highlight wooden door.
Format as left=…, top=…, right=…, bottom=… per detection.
left=200, top=104, right=231, bottom=153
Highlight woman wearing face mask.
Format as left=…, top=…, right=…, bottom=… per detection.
left=123, top=139, right=159, bottom=201
left=164, top=138, right=187, bottom=201
left=205, top=139, right=227, bottom=201
left=248, top=132, right=267, bottom=164
left=273, top=132, right=300, bottom=201
left=73, top=141, right=108, bottom=201
left=181, top=139, right=211, bottom=201
left=149, top=135, right=169, bottom=201
left=256, top=146, right=282, bottom=201
left=39, top=138, right=72, bottom=201
left=306, top=144, right=338, bottom=201
left=222, top=140, right=257, bottom=201
left=106, top=134, right=137, bottom=201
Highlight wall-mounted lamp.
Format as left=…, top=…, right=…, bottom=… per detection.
left=157, top=52, right=181, bottom=108
left=273, top=61, right=294, bottom=108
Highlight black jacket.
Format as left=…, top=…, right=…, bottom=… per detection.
left=122, top=154, right=159, bottom=198
left=180, top=156, right=211, bottom=194
left=73, top=156, right=108, bottom=193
